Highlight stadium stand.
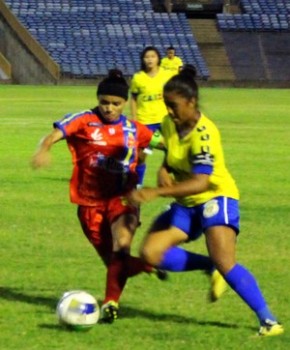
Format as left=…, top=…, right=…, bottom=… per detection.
left=217, top=0, right=290, bottom=31
left=240, top=0, right=290, bottom=15
left=217, top=0, right=290, bottom=82
left=4, top=0, right=210, bottom=79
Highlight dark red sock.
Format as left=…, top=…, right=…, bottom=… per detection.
left=104, top=252, right=128, bottom=304
left=126, top=255, right=153, bottom=277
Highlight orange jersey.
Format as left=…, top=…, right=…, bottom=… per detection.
left=54, top=107, right=153, bottom=205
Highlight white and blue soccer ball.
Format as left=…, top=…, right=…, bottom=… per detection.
left=56, top=290, right=100, bottom=330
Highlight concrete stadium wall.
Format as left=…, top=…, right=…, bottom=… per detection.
left=0, top=0, right=59, bottom=84
left=222, top=32, right=290, bottom=82
left=0, top=50, right=11, bottom=79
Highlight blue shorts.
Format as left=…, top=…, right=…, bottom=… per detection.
left=145, top=123, right=161, bottom=133
left=152, top=197, right=240, bottom=241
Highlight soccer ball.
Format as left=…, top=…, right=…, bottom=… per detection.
left=56, top=290, right=100, bottom=330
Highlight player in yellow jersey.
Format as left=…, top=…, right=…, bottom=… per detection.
left=128, top=66, right=284, bottom=337
left=130, top=46, right=171, bottom=187
left=161, top=46, right=183, bottom=77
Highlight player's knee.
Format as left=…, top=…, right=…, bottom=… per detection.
left=140, top=245, right=162, bottom=266
left=116, top=235, right=131, bottom=252
left=212, top=258, right=236, bottom=276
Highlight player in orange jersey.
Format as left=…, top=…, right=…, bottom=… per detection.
left=31, top=69, right=164, bottom=323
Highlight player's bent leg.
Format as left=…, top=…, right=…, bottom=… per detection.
left=205, top=226, right=235, bottom=302
left=104, top=251, right=128, bottom=304
left=226, top=264, right=284, bottom=336
left=77, top=205, right=113, bottom=266
left=205, top=226, right=283, bottom=336
left=111, top=213, right=138, bottom=251
left=205, top=225, right=237, bottom=275
left=123, top=254, right=168, bottom=280
left=158, top=246, right=213, bottom=272
left=140, top=227, right=188, bottom=267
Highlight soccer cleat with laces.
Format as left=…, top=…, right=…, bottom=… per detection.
left=258, top=319, right=284, bottom=337
left=209, top=269, right=227, bottom=302
left=100, top=301, right=119, bottom=324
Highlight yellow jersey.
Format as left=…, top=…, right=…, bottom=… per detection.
left=161, top=113, right=239, bottom=207
left=161, top=56, right=183, bottom=77
left=130, top=68, right=171, bottom=125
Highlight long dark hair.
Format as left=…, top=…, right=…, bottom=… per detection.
left=140, top=46, right=161, bottom=71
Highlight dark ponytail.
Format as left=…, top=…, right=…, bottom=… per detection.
left=179, top=64, right=197, bottom=80
left=107, top=69, right=126, bottom=81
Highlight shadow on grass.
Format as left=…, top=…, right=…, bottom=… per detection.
left=34, top=176, right=69, bottom=183
left=0, top=287, right=255, bottom=332
left=0, top=287, right=58, bottom=310
left=38, top=324, right=87, bottom=333
left=120, top=305, right=253, bottom=330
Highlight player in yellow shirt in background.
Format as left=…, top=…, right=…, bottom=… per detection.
left=161, top=46, right=183, bottom=77
left=130, top=46, right=171, bottom=187
left=128, top=66, right=284, bottom=337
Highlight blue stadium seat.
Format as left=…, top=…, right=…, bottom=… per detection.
left=218, top=10, right=290, bottom=32
left=218, top=0, right=290, bottom=32
left=6, top=0, right=210, bottom=79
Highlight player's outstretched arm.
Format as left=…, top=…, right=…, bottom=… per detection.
left=128, top=173, right=210, bottom=204
left=158, top=165, right=174, bottom=188
left=31, top=128, right=63, bottom=169
left=157, top=157, right=174, bottom=188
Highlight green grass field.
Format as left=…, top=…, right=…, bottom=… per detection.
left=1, top=85, right=289, bottom=350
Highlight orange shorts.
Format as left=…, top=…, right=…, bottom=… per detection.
left=77, top=196, right=138, bottom=264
